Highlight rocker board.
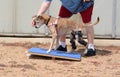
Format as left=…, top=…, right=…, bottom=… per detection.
left=27, top=47, right=81, bottom=61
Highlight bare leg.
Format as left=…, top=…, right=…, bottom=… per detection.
left=56, top=34, right=67, bottom=51
left=86, top=23, right=95, bottom=51
left=84, top=22, right=96, bottom=56
left=59, top=35, right=66, bottom=42
left=86, top=23, right=94, bottom=46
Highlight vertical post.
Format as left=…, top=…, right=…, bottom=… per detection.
left=52, top=57, right=56, bottom=61
left=12, top=0, right=17, bottom=33
left=112, top=0, right=117, bottom=38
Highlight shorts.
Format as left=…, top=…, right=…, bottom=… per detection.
left=59, top=5, right=94, bottom=23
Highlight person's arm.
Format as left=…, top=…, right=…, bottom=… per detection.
left=83, top=0, right=91, bottom=2
left=37, top=1, right=51, bottom=16
left=32, top=1, right=51, bottom=26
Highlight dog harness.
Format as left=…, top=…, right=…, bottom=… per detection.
left=46, top=15, right=58, bottom=27
left=50, top=18, right=58, bottom=28
left=45, top=0, right=94, bottom=13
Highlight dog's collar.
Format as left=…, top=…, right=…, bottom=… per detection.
left=46, top=16, right=51, bottom=25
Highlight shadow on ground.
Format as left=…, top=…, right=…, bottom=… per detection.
left=75, top=48, right=112, bottom=57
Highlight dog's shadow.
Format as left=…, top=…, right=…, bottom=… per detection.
left=29, top=55, right=53, bottom=60
left=75, top=48, right=112, bottom=57
left=29, top=54, right=81, bottom=61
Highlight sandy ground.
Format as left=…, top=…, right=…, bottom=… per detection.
left=0, top=37, right=120, bottom=77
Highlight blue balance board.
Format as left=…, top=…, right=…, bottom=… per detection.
left=28, top=47, right=81, bottom=61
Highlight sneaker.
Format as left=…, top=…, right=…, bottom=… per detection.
left=84, top=49, right=96, bottom=56
left=56, top=45, right=67, bottom=51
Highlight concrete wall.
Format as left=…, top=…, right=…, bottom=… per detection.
left=0, top=0, right=119, bottom=38
left=0, top=0, right=15, bottom=33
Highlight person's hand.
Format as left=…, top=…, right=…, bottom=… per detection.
left=83, top=0, right=91, bottom=2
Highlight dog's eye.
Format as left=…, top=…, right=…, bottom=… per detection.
left=36, top=22, right=39, bottom=24
left=37, top=16, right=42, bottom=19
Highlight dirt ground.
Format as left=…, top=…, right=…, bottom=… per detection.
left=0, top=39, right=120, bottom=77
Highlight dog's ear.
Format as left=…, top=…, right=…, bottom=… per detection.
left=37, top=15, right=42, bottom=19
left=32, top=15, right=42, bottom=19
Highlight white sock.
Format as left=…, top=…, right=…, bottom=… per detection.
left=60, top=42, right=66, bottom=48
left=88, top=44, right=94, bottom=50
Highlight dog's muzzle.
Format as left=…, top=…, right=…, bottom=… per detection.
left=35, top=22, right=42, bottom=29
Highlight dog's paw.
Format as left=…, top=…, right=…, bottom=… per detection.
left=26, top=53, right=31, bottom=57
left=47, top=50, right=51, bottom=53
left=25, top=51, right=31, bottom=57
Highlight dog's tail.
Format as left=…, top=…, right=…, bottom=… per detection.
left=83, top=17, right=100, bottom=27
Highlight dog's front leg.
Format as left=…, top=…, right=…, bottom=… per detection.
left=55, top=35, right=59, bottom=50
left=47, top=34, right=57, bottom=53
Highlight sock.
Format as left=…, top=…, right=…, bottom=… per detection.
left=60, top=42, right=66, bottom=48
left=88, top=44, right=94, bottom=50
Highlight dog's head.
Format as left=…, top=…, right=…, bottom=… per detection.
left=32, top=14, right=50, bottom=28
left=32, top=15, right=44, bottom=28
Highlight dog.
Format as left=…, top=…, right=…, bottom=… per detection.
left=32, top=14, right=99, bottom=53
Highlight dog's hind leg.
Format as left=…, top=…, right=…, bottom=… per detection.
left=70, top=31, right=77, bottom=50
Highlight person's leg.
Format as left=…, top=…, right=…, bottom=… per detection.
left=80, top=5, right=96, bottom=56
left=57, top=6, right=73, bottom=51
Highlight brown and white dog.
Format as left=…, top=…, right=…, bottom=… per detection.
left=32, top=14, right=99, bottom=53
